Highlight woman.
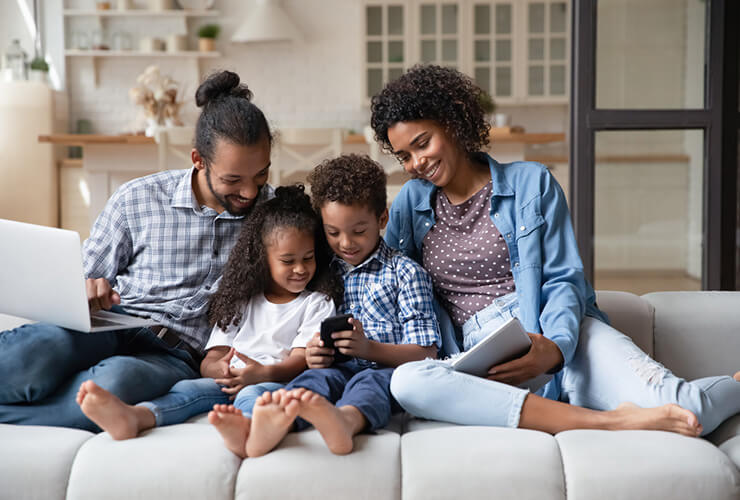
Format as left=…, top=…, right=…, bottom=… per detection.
left=371, top=64, right=740, bottom=436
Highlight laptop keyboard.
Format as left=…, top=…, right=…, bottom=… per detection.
left=90, top=316, right=127, bottom=327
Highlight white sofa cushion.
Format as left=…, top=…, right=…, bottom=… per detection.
left=595, top=291, right=654, bottom=356
left=556, top=429, right=740, bottom=500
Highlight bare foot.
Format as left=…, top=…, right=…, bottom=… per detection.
left=292, top=388, right=363, bottom=455
left=610, top=402, right=702, bottom=437
left=733, top=371, right=740, bottom=382
left=245, top=389, right=299, bottom=458
left=76, top=380, right=154, bottom=440
left=208, top=404, right=251, bottom=459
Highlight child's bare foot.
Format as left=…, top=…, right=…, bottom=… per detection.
left=208, top=404, right=251, bottom=459
left=76, top=380, right=154, bottom=440
left=245, top=389, right=299, bottom=458
left=292, top=388, right=364, bottom=455
left=733, top=371, right=740, bottom=382
left=610, top=402, right=702, bottom=436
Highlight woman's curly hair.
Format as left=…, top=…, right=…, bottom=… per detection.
left=370, top=64, right=490, bottom=156
left=208, top=184, right=343, bottom=330
left=307, top=154, right=387, bottom=217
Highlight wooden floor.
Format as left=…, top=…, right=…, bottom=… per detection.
left=593, top=270, right=701, bottom=296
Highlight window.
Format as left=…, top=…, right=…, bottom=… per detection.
left=365, top=3, right=407, bottom=99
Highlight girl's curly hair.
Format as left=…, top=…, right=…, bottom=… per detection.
left=370, top=64, right=490, bottom=156
left=208, top=184, right=343, bottom=330
left=307, top=154, right=387, bottom=217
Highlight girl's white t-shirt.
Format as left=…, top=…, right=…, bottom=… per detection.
left=204, top=290, right=336, bottom=368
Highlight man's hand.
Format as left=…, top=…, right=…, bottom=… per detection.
left=214, top=351, right=267, bottom=399
left=200, top=347, right=235, bottom=379
left=305, top=332, right=334, bottom=369
left=86, top=277, right=121, bottom=312
left=333, top=317, right=372, bottom=360
left=487, top=333, right=563, bottom=386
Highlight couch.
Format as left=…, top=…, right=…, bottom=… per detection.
left=1, top=290, right=739, bottom=500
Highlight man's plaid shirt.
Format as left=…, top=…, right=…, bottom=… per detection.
left=83, top=168, right=271, bottom=351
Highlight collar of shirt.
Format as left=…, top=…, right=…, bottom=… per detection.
left=331, top=238, right=394, bottom=276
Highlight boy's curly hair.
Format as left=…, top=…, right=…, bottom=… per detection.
left=370, top=64, right=490, bottom=156
left=307, top=154, right=387, bottom=216
left=208, top=184, right=343, bottom=330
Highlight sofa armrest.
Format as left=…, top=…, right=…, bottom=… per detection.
left=595, top=290, right=654, bottom=356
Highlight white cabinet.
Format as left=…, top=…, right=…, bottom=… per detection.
left=363, top=0, right=570, bottom=104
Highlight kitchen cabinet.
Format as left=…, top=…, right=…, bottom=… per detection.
left=363, top=0, right=569, bottom=104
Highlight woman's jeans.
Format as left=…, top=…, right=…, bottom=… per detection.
left=138, top=378, right=283, bottom=426
left=390, top=293, right=740, bottom=436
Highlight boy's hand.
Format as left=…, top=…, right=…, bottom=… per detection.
left=215, top=351, right=266, bottom=399
left=86, top=277, right=121, bottom=312
left=487, top=333, right=563, bottom=385
left=306, top=332, right=334, bottom=368
left=333, top=317, right=372, bottom=360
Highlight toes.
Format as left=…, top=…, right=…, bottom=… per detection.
left=284, top=399, right=300, bottom=418
left=207, top=411, right=221, bottom=425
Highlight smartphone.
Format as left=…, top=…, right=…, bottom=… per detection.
left=319, top=313, right=353, bottom=363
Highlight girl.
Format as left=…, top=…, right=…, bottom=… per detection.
left=371, top=64, right=740, bottom=436
left=77, top=185, right=344, bottom=458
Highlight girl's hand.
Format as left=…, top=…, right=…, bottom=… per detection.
left=333, top=317, right=372, bottom=360
left=306, top=332, right=334, bottom=368
left=215, top=351, right=266, bottom=399
left=487, top=333, right=563, bottom=385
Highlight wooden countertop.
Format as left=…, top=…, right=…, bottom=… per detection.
left=39, top=128, right=566, bottom=146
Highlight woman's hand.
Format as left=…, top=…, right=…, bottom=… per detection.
left=487, top=333, right=563, bottom=385
left=305, top=332, right=334, bottom=368
left=333, top=317, right=371, bottom=360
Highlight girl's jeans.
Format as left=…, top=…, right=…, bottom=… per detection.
left=390, top=292, right=740, bottom=436
left=139, top=378, right=284, bottom=426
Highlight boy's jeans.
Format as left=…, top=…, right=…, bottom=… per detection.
left=139, top=378, right=283, bottom=426
left=391, top=293, right=740, bottom=435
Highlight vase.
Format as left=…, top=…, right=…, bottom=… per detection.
left=145, top=117, right=163, bottom=137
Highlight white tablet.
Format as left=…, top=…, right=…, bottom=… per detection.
left=450, top=317, right=553, bottom=392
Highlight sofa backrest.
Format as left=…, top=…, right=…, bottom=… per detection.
left=595, top=290, right=654, bottom=357
left=643, top=291, right=740, bottom=380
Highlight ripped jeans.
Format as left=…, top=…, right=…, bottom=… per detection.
left=391, top=295, right=740, bottom=436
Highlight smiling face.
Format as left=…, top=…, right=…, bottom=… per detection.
left=387, top=119, right=469, bottom=189
left=264, top=227, right=316, bottom=302
left=320, top=201, right=388, bottom=266
left=192, top=136, right=271, bottom=216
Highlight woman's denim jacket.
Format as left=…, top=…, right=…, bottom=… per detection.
left=384, top=153, right=608, bottom=366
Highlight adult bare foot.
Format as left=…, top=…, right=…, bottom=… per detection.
left=293, top=389, right=363, bottom=455
left=208, top=404, right=251, bottom=459
left=245, top=390, right=299, bottom=458
left=611, top=402, right=702, bottom=436
left=76, top=380, right=154, bottom=440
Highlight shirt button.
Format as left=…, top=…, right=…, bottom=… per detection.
left=350, top=304, right=356, bottom=310
left=514, top=262, right=520, bottom=268
left=399, top=238, right=404, bottom=244
left=204, top=285, right=211, bottom=291
left=494, top=212, right=500, bottom=218
left=506, top=233, right=512, bottom=239
left=520, top=225, right=526, bottom=231
left=425, top=222, right=430, bottom=227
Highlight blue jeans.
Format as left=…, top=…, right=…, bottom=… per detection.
left=391, top=293, right=740, bottom=436
left=285, top=359, right=399, bottom=432
left=0, top=322, right=198, bottom=431
left=138, top=378, right=284, bottom=426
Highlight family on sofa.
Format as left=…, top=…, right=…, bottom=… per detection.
left=1, top=66, right=739, bottom=461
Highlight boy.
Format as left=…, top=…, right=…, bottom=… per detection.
left=210, top=154, right=441, bottom=456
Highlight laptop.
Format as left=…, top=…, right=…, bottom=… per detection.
left=450, top=317, right=553, bottom=392
left=0, top=218, right=157, bottom=332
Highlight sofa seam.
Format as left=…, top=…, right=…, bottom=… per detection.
left=554, top=434, right=568, bottom=500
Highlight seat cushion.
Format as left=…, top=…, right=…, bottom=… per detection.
left=401, top=421, right=565, bottom=500
left=67, top=423, right=241, bottom=500
left=235, top=429, right=401, bottom=500
left=557, top=429, right=740, bottom=500
left=0, top=424, right=93, bottom=500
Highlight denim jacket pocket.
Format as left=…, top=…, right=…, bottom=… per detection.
left=515, top=214, right=545, bottom=241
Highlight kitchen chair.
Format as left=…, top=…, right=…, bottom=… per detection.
left=154, top=126, right=195, bottom=171
left=271, top=128, right=344, bottom=186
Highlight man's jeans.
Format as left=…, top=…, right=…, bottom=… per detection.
left=0, top=322, right=198, bottom=431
